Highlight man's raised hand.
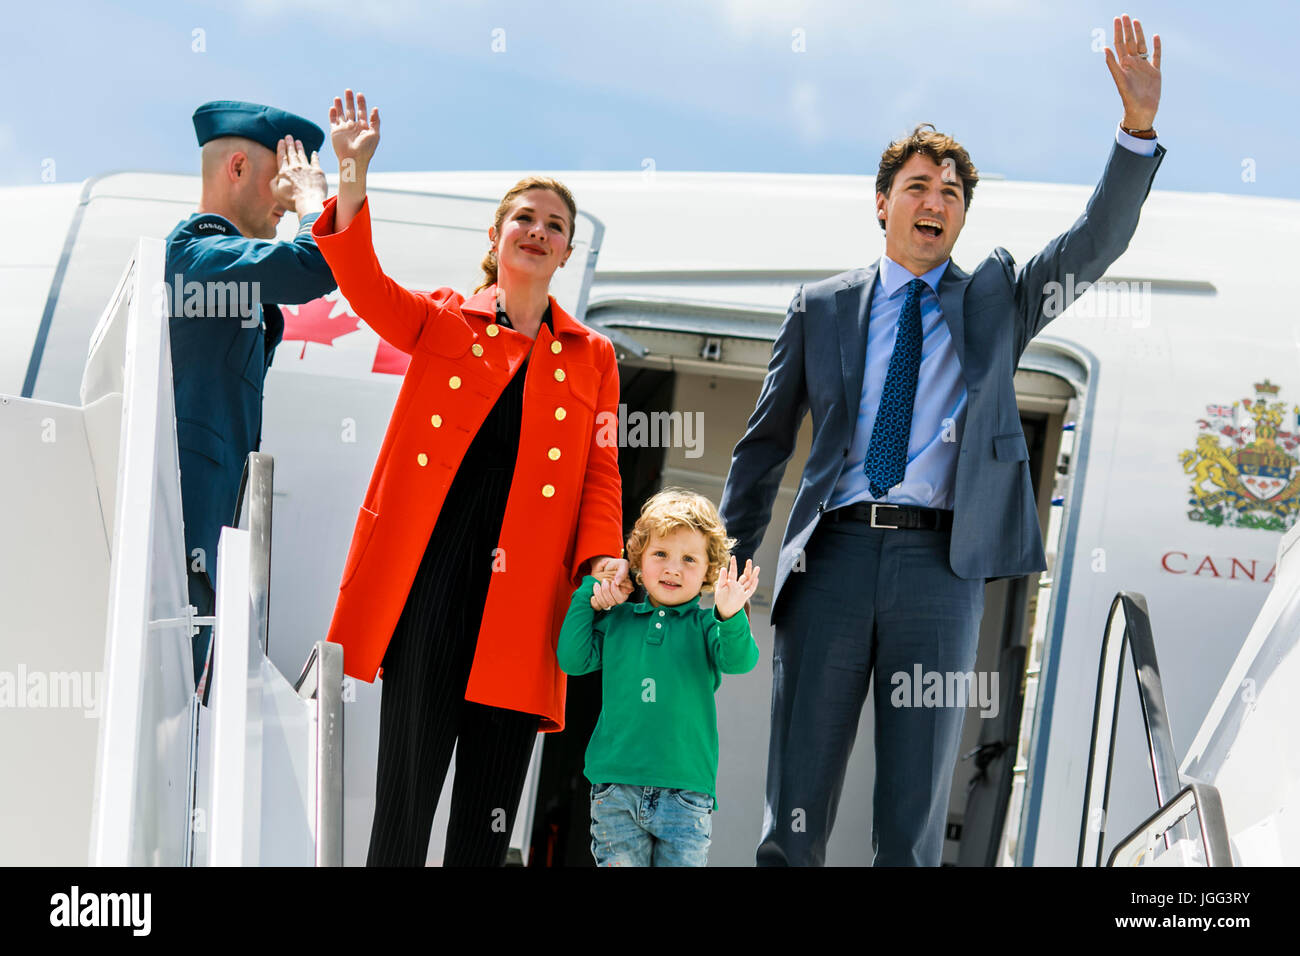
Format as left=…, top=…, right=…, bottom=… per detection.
left=1105, top=14, right=1161, bottom=130
left=329, top=89, right=381, bottom=182
left=714, top=556, right=759, bottom=621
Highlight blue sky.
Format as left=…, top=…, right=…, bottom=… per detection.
left=3, top=0, right=1297, bottom=198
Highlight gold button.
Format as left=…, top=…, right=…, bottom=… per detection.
left=486, top=324, right=500, bottom=337
left=554, top=369, right=566, bottom=382
left=542, top=484, right=555, bottom=498
left=550, top=341, right=562, bottom=354
left=417, top=453, right=428, bottom=466
left=449, top=376, right=461, bottom=389
left=548, top=447, right=561, bottom=460
left=431, top=415, right=442, bottom=428
left=471, top=344, right=483, bottom=356
left=554, top=406, right=566, bottom=421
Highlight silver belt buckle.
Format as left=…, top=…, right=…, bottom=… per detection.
left=870, top=503, right=899, bottom=529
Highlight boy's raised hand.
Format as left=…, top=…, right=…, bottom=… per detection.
left=713, top=556, right=759, bottom=620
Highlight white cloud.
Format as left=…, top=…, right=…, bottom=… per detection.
left=719, top=0, right=818, bottom=39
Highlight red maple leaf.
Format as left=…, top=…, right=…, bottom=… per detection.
left=281, top=296, right=362, bottom=358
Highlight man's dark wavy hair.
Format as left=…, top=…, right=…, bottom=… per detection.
left=875, top=123, right=979, bottom=231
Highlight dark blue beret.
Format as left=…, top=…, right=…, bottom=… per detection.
left=192, top=100, right=324, bottom=155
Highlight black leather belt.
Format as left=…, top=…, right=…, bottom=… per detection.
left=823, top=502, right=953, bottom=531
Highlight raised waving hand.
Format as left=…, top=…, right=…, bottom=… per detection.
left=713, top=556, right=759, bottom=621
left=1104, top=14, right=1161, bottom=131
left=328, top=89, right=380, bottom=230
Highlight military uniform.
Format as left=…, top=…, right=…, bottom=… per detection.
left=170, top=101, right=336, bottom=692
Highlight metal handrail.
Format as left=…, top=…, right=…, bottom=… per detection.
left=231, top=451, right=344, bottom=866
left=1078, top=592, right=1183, bottom=866
left=233, top=452, right=273, bottom=655
left=295, top=641, right=345, bottom=868
left=1107, top=783, right=1232, bottom=867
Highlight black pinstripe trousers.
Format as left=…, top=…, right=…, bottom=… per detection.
left=366, top=360, right=540, bottom=867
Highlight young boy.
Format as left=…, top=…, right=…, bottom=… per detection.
left=557, top=488, right=760, bottom=866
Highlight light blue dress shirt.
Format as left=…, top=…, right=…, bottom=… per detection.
left=829, top=126, right=1158, bottom=512
left=829, top=256, right=963, bottom=510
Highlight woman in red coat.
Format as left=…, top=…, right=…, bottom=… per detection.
left=318, top=90, right=630, bottom=866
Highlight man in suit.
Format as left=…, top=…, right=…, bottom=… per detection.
left=719, top=16, right=1164, bottom=865
left=167, top=101, right=337, bottom=700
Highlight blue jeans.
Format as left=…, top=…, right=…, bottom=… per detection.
left=589, top=783, right=714, bottom=866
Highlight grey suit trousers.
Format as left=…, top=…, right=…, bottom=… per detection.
left=756, top=516, right=983, bottom=866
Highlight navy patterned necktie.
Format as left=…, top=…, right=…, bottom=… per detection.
left=864, top=277, right=926, bottom=498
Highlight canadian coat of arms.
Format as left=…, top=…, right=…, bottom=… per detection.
left=1180, top=379, right=1300, bottom=531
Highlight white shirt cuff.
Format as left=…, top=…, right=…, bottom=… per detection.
left=1116, top=123, right=1158, bottom=156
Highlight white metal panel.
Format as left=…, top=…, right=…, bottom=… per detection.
left=256, top=656, right=315, bottom=866
left=1178, top=523, right=1300, bottom=864
left=208, top=526, right=258, bottom=866
left=0, top=398, right=107, bottom=865
left=88, top=239, right=192, bottom=866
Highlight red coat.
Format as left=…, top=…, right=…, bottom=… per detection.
left=312, top=196, right=623, bottom=732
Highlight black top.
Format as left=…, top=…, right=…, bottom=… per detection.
left=494, top=301, right=553, bottom=333
left=454, top=302, right=553, bottom=475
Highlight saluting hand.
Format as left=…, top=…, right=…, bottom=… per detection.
left=713, top=556, right=759, bottom=621
left=271, top=134, right=326, bottom=216
left=1104, top=14, right=1161, bottom=130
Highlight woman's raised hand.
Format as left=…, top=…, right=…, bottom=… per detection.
left=713, top=556, right=759, bottom=621
left=329, top=89, right=380, bottom=179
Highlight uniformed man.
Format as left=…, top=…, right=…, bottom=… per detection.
left=167, top=100, right=336, bottom=699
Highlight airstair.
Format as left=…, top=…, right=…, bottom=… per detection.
left=1081, top=518, right=1300, bottom=865
left=0, top=239, right=342, bottom=865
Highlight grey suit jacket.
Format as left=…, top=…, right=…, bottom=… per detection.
left=719, top=140, right=1165, bottom=621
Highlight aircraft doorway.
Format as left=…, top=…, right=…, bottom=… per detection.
left=950, top=360, right=1081, bottom=866
left=525, top=340, right=1082, bottom=866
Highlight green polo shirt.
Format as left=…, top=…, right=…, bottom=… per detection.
left=556, top=574, right=760, bottom=807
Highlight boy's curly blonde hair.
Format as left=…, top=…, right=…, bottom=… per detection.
left=625, top=487, right=737, bottom=593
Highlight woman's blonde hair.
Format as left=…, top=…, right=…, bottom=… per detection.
left=473, top=176, right=578, bottom=293
left=625, top=487, right=737, bottom=594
